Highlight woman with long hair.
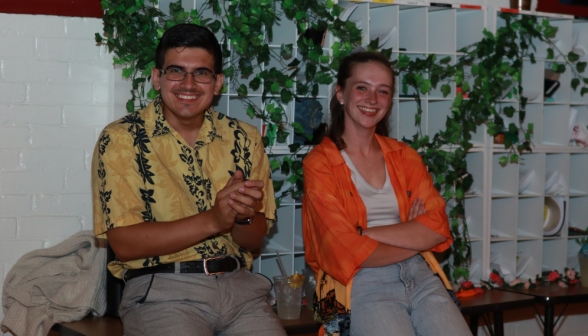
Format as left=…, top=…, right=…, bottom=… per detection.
left=302, top=51, right=471, bottom=336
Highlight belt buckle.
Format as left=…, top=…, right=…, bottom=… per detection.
left=203, top=255, right=223, bottom=275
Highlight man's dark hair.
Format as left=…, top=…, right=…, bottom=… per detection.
left=328, top=51, right=395, bottom=150
left=155, top=24, right=223, bottom=74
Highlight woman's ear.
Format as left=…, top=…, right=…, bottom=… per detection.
left=335, top=85, right=343, bottom=105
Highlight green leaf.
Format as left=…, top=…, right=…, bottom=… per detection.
left=270, top=159, right=280, bottom=172
left=441, top=84, right=451, bottom=98
left=510, top=154, right=519, bottom=164
left=147, top=88, right=158, bottom=99
left=237, top=84, right=248, bottom=97
left=503, top=106, right=516, bottom=118
left=273, top=180, right=284, bottom=193
left=568, top=51, right=580, bottom=63
left=270, top=82, right=280, bottom=93
left=547, top=48, right=554, bottom=60
left=246, top=106, right=256, bottom=119
left=95, top=33, right=103, bottom=43
left=577, top=62, right=587, bottom=73
left=126, top=100, right=135, bottom=113
left=582, top=87, right=588, bottom=97
left=280, top=89, right=293, bottom=103
left=498, top=156, right=508, bottom=167
left=572, top=78, right=580, bottom=91
left=420, top=79, right=431, bottom=94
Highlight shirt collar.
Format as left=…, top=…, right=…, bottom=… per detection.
left=145, top=95, right=227, bottom=147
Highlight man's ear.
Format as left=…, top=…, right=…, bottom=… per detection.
left=151, top=67, right=162, bottom=91
left=214, top=73, right=225, bottom=95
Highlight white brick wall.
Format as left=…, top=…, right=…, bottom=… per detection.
left=0, top=12, right=118, bottom=325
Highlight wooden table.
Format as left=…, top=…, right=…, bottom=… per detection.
left=50, top=306, right=320, bottom=336
left=459, top=290, right=536, bottom=336
left=500, top=281, right=588, bottom=336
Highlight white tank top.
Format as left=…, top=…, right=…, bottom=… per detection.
left=341, top=150, right=401, bottom=228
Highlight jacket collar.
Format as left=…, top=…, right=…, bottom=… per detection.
left=319, top=134, right=404, bottom=166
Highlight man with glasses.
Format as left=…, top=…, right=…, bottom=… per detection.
left=91, top=24, right=286, bottom=335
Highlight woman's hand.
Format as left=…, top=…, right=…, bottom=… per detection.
left=408, top=198, right=425, bottom=220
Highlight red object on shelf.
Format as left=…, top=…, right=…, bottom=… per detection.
left=460, top=4, right=483, bottom=10
left=500, top=7, right=520, bottom=13
left=0, top=0, right=103, bottom=18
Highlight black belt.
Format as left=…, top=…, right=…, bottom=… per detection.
left=124, top=256, right=242, bottom=282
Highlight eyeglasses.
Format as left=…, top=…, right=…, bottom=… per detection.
left=159, top=67, right=217, bottom=84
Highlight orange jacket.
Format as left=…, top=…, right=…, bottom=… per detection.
left=302, top=135, right=453, bottom=334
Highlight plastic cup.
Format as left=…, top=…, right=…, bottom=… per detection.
left=302, top=269, right=316, bottom=310
left=273, top=275, right=303, bottom=320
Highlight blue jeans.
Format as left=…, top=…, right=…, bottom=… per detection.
left=350, top=255, right=472, bottom=336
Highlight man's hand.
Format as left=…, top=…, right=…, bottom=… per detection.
left=211, top=169, right=264, bottom=231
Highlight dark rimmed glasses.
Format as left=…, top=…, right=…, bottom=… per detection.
left=159, top=67, right=217, bottom=84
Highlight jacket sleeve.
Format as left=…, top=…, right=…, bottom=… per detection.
left=302, top=148, right=378, bottom=285
left=401, top=145, right=452, bottom=252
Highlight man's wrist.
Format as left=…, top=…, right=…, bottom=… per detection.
left=235, top=216, right=253, bottom=225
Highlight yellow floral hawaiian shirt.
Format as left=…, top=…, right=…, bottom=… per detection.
left=92, top=96, right=276, bottom=279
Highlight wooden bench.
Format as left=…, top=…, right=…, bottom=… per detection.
left=50, top=305, right=320, bottom=336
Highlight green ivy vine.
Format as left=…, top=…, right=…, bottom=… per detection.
left=96, top=1, right=588, bottom=283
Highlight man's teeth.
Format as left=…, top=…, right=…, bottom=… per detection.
left=177, top=94, right=197, bottom=99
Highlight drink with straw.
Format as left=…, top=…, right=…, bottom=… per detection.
left=273, top=273, right=304, bottom=319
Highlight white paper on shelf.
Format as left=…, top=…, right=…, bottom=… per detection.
left=519, top=169, right=535, bottom=194
left=516, top=251, right=532, bottom=277
left=490, top=252, right=501, bottom=263
left=339, top=4, right=358, bottom=22
left=569, top=108, right=578, bottom=142
left=465, top=187, right=481, bottom=196
left=369, top=26, right=396, bottom=48
left=545, top=171, right=560, bottom=193
left=469, top=257, right=481, bottom=276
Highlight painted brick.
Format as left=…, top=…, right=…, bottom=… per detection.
left=63, top=105, right=109, bottom=127
left=34, top=194, right=92, bottom=216
left=19, top=216, right=82, bottom=239
left=70, top=62, right=112, bottom=83
left=64, top=170, right=92, bottom=194
left=37, top=38, right=102, bottom=61
left=2, top=59, right=69, bottom=83
left=0, top=150, right=21, bottom=172
left=0, top=83, right=27, bottom=104
left=0, top=127, right=30, bottom=149
left=0, top=171, right=64, bottom=194
left=93, top=84, right=110, bottom=105
left=0, top=105, right=62, bottom=126
left=0, top=13, right=65, bottom=37
left=28, top=83, right=93, bottom=105
left=0, top=195, right=33, bottom=217
left=0, top=240, right=44, bottom=263
left=0, top=218, right=17, bottom=239
left=64, top=17, right=104, bottom=39
left=0, top=36, right=35, bottom=58
left=21, top=148, right=85, bottom=171
left=31, top=125, right=96, bottom=149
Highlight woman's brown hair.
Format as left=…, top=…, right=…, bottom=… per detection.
left=327, top=51, right=395, bottom=150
